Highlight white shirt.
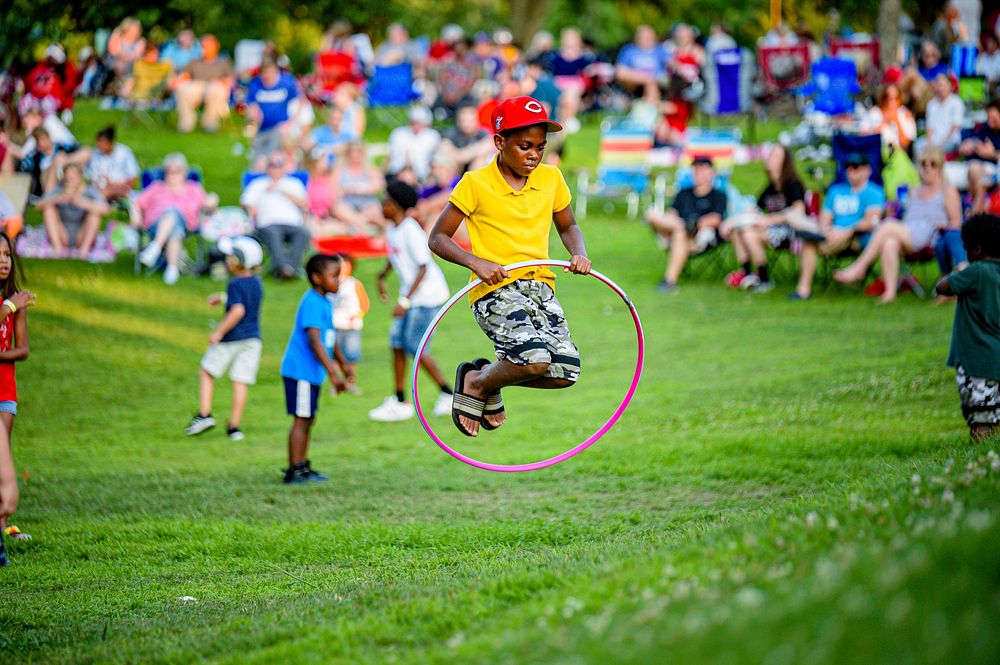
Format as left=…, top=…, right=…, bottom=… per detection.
left=332, top=276, right=364, bottom=330
left=385, top=216, right=450, bottom=307
left=240, top=175, right=307, bottom=228
left=925, top=94, right=965, bottom=149
left=21, top=115, right=76, bottom=155
left=977, top=50, right=1000, bottom=83
left=386, top=126, right=441, bottom=181
left=86, top=143, right=139, bottom=186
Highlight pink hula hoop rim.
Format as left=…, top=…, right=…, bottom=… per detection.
left=411, top=259, right=645, bottom=472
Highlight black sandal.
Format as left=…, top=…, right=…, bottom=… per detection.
left=452, top=361, right=485, bottom=437
left=472, top=358, right=505, bottom=431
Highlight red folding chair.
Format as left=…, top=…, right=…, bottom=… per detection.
left=757, top=44, right=811, bottom=98
left=828, top=38, right=881, bottom=88
left=302, top=51, right=363, bottom=105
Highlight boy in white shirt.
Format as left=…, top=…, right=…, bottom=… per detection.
left=368, top=181, right=454, bottom=422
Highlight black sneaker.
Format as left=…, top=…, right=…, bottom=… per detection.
left=227, top=425, right=245, bottom=441
left=185, top=414, right=216, bottom=436
left=304, top=460, right=328, bottom=482
left=282, top=461, right=312, bottom=484
left=0, top=530, right=8, bottom=567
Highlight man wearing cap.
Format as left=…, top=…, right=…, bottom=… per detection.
left=240, top=154, right=310, bottom=279
left=186, top=235, right=265, bottom=441
left=644, top=156, right=728, bottom=293
left=429, top=95, right=591, bottom=438
left=791, top=152, right=885, bottom=300
left=386, top=105, right=441, bottom=183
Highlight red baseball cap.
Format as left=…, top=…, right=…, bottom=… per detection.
left=491, top=96, right=563, bottom=134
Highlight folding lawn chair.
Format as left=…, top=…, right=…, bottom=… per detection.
left=699, top=47, right=757, bottom=140
left=240, top=169, right=311, bottom=273
left=576, top=115, right=665, bottom=219
left=828, top=37, right=881, bottom=89
left=366, top=63, right=421, bottom=126
left=302, top=51, right=364, bottom=105
left=133, top=167, right=205, bottom=275
left=796, top=57, right=860, bottom=117
left=757, top=44, right=811, bottom=116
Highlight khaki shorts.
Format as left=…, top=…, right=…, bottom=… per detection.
left=201, top=338, right=263, bottom=385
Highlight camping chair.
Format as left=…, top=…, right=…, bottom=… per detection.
left=132, top=167, right=204, bottom=275
left=796, top=57, right=860, bottom=118
left=828, top=37, right=881, bottom=88
left=576, top=115, right=665, bottom=220
left=303, top=51, right=364, bottom=105
left=757, top=44, right=811, bottom=116
left=366, top=63, right=421, bottom=126
left=240, top=169, right=311, bottom=272
left=121, top=60, right=173, bottom=128
left=699, top=47, right=757, bottom=140
left=673, top=127, right=741, bottom=280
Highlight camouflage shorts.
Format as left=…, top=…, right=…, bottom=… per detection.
left=472, top=280, right=580, bottom=382
left=956, top=364, right=1000, bottom=426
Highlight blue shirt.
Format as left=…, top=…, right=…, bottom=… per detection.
left=919, top=63, right=949, bottom=82
left=247, top=72, right=299, bottom=131
left=616, top=43, right=667, bottom=77
left=160, top=41, right=202, bottom=70
left=822, top=181, right=885, bottom=229
left=281, top=289, right=335, bottom=385
left=309, top=124, right=356, bottom=159
left=222, top=275, right=263, bottom=342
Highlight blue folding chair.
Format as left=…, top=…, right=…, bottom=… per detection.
left=831, top=132, right=883, bottom=185
left=797, top=57, right=860, bottom=116
left=366, top=63, right=420, bottom=126
left=240, top=169, right=309, bottom=191
left=132, top=166, right=206, bottom=275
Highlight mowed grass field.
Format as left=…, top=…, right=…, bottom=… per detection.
left=0, top=102, right=998, bottom=663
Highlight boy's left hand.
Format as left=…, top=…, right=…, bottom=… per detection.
left=208, top=330, right=223, bottom=344
left=565, top=255, right=592, bottom=275
left=391, top=304, right=407, bottom=317
left=341, top=361, right=356, bottom=384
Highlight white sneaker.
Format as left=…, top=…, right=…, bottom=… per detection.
left=139, top=243, right=161, bottom=267
left=738, top=273, right=761, bottom=290
left=432, top=393, right=453, bottom=417
left=368, top=396, right=415, bottom=422
left=164, top=265, right=180, bottom=285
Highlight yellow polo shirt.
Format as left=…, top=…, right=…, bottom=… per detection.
left=449, top=157, right=572, bottom=303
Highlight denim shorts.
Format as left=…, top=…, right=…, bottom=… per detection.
left=336, top=329, right=362, bottom=362
left=389, top=305, right=438, bottom=356
left=0, top=400, right=16, bottom=415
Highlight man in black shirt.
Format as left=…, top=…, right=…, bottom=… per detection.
left=644, top=156, right=727, bottom=292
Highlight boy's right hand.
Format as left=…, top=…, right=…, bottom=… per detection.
left=207, top=292, right=225, bottom=306
left=329, top=372, right=348, bottom=394
left=471, top=258, right=509, bottom=286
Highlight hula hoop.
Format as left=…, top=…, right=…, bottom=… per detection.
left=411, top=259, right=644, bottom=472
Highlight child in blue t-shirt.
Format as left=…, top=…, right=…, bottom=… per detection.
left=186, top=237, right=265, bottom=441
left=280, top=253, right=352, bottom=483
left=936, top=214, right=1000, bottom=442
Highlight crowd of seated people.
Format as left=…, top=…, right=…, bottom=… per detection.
left=0, top=11, right=995, bottom=305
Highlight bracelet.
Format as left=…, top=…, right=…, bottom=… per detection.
left=3, top=299, right=15, bottom=314
left=397, top=296, right=411, bottom=310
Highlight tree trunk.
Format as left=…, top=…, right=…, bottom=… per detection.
left=508, top=0, right=551, bottom=48
left=878, top=0, right=902, bottom=67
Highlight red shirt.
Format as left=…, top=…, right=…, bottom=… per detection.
left=0, top=312, right=17, bottom=402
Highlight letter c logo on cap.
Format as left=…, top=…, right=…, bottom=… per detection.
left=524, top=100, right=543, bottom=113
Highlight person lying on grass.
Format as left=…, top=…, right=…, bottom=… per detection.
left=429, top=95, right=591, bottom=438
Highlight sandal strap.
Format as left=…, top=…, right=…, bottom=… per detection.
left=483, top=391, right=504, bottom=413
left=452, top=392, right=485, bottom=418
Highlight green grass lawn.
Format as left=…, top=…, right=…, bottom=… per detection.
left=1, top=102, right=998, bottom=664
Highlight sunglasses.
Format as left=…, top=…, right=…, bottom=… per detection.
left=845, top=163, right=866, bottom=169
left=919, top=161, right=941, bottom=168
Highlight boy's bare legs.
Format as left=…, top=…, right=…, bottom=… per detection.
left=393, top=348, right=449, bottom=398
left=230, top=382, right=248, bottom=429
left=458, top=360, right=573, bottom=436
left=392, top=348, right=406, bottom=394
left=795, top=242, right=818, bottom=298
left=198, top=369, right=215, bottom=417
left=0, top=427, right=18, bottom=534
left=419, top=353, right=448, bottom=389
left=646, top=210, right=690, bottom=284
left=288, top=416, right=314, bottom=466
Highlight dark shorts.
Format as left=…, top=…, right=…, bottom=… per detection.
left=471, top=280, right=580, bottom=382
left=283, top=376, right=320, bottom=418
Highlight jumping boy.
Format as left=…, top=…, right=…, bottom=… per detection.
left=280, top=253, right=352, bottom=482
left=186, top=236, right=264, bottom=440
left=936, top=213, right=1000, bottom=442
left=429, top=95, right=591, bottom=437
left=369, top=181, right=454, bottom=422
